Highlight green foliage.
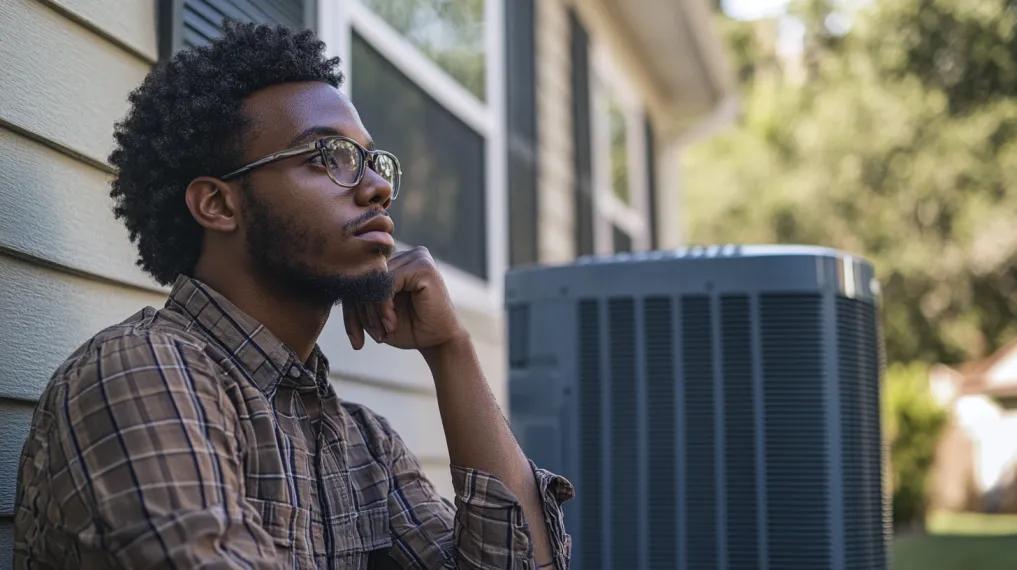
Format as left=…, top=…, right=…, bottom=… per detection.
left=686, top=0, right=1017, bottom=366
left=884, top=362, right=948, bottom=526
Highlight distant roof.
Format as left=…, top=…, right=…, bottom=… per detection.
left=941, top=340, right=1017, bottom=398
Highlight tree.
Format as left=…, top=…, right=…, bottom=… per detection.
left=685, top=0, right=1017, bottom=367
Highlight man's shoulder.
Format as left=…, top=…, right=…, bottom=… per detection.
left=339, top=400, right=391, bottom=432
left=48, top=306, right=212, bottom=396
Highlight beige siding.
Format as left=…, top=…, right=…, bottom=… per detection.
left=44, top=0, right=159, bottom=62
left=0, top=128, right=159, bottom=290
left=0, top=255, right=165, bottom=401
left=535, top=0, right=577, bottom=264
left=536, top=0, right=689, bottom=262
left=0, top=0, right=151, bottom=167
left=0, top=2, right=157, bottom=557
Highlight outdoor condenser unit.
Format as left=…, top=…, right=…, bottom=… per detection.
left=506, top=245, right=889, bottom=570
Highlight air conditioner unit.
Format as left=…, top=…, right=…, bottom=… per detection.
left=506, top=245, right=889, bottom=570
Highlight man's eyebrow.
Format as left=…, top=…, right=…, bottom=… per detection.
left=288, top=126, right=341, bottom=146
left=288, top=126, right=376, bottom=150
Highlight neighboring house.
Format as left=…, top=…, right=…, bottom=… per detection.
left=929, top=343, right=1017, bottom=513
left=0, top=0, right=733, bottom=560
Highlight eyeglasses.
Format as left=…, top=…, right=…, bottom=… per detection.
left=220, top=135, right=402, bottom=199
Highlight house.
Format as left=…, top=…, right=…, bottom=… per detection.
left=929, top=342, right=1017, bottom=513
left=0, top=0, right=733, bottom=559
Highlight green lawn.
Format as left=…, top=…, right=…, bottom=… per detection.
left=892, top=511, right=1017, bottom=570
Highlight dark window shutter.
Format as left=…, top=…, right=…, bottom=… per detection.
left=645, top=115, right=659, bottom=250
left=160, top=0, right=315, bottom=59
left=506, top=0, right=539, bottom=267
left=570, top=10, right=595, bottom=257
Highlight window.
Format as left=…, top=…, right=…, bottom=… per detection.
left=591, top=68, right=651, bottom=255
left=357, top=0, right=486, bottom=99
left=322, top=0, right=506, bottom=308
left=351, top=34, right=488, bottom=279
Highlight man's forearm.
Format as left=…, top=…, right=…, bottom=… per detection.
left=422, top=333, right=554, bottom=564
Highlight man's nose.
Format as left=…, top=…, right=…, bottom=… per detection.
left=355, top=168, right=393, bottom=210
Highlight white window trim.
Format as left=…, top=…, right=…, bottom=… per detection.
left=319, top=0, right=506, bottom=314
left=590, top=43, right=651, bottom=255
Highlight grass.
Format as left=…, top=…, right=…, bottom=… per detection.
left=925, top=510, right=1017, bottom=535
left=892, top=511, right=1017, bottom=570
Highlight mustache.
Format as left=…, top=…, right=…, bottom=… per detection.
left=343, top=209, right=390, bottom=236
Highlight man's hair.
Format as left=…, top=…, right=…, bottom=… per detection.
left=109, top=21, right=343, bottom=285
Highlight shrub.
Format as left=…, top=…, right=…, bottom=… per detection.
left=884, top=361, right=948, bottom=528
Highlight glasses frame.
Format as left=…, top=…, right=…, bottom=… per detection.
left=219, top=135, right=402, bottom=199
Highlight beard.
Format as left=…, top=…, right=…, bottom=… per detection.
left=242, top=179, right=393, bottom=307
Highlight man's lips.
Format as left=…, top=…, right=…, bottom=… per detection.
left=353, top=215, right=395, bottom=247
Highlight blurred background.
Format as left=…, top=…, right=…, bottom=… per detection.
left=687, top=1, right=1017, bottom=568
left=1, top=0, right=1016, bottom=568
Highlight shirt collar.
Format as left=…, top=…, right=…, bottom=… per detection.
left=165, top=274, right=330, bottom=394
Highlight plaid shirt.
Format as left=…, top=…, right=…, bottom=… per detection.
left=14, top=275, right=573, bottom=569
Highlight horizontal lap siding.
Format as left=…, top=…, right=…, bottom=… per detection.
left=1, top=3, right=158, bottom=563
left=0, top=128, right=159, bottom=291
left=0, top=254, right=166, bottom=402
left=0, top=0, right=151, bottom=166
left=535, top=0, right=575, bottom=263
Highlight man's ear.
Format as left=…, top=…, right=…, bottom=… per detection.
left=185, top=177, right=242, bottom=232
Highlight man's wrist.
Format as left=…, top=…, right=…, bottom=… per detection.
left=420, top=329, right=473, bottom=368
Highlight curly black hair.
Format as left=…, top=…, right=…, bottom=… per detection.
left=109, top=21, right=343, bottom=285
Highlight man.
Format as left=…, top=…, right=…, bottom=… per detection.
left=13, top=21, right=571, bottom=569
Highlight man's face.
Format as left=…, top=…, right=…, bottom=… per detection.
left=235, top=82, right=395, bottom=305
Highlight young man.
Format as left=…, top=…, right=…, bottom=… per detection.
left=13, top=22, right=571, bottom=569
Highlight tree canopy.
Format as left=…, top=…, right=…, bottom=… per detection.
left=685, top=0, right=1017, bottom=366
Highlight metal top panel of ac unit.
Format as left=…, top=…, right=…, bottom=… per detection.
left=505, top=244, right=878, bottom=305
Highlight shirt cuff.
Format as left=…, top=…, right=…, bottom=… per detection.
left=450, top=462, right=573, bottom=569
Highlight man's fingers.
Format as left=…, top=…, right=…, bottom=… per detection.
left=386, top=246, right=432, bottom=271
left=343, top=303, right=365, bottom=350
left=358, top=303, right=383, bottom=343
left=379, top=298, right=397, bottom=333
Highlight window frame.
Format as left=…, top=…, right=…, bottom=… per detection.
left=590, top=43, right=652, bottom=255
left=319, top=0, right=507, bottom=313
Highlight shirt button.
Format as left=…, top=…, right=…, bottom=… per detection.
left=288, top=366, right=301, bottom=378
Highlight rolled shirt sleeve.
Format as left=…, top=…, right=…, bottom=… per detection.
left=380, top=416, right=574, bottom=569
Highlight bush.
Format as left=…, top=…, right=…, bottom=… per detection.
left=884, top=361, right=948, bottom=528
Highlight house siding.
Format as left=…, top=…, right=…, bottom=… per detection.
left=0, top=2, right=160, bottom=562
left=535, top=0, right=686, bottom=263
left=535, top=0, right=576, bottom=264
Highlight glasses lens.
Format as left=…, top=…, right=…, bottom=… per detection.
left=324, top=139, right=361, bottom=185
left=372, top=153, right=400, bottom=198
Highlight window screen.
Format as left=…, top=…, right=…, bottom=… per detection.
left=352, top=33, right=488, bottom=279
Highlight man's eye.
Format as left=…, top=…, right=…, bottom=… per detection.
left=307, top=153, right=325, bottom=166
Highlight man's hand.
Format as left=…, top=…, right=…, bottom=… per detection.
left=342, top=246, right=467, bottom=352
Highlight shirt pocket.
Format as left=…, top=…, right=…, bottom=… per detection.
left=333, top=504, right=392, bottom=554
left=245, top=495, right=311, bottom=552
